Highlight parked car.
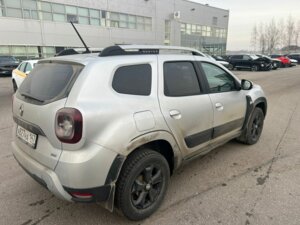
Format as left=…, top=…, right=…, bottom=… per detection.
left=0, top=56, right=19, bottom=76
left=286, top=53, right=300, bottom=64
left=12, top=60, right=38, bottom=92
left=204, top=53, right=229, bottom=68
left=256, top=54, right=280, bottom=70
left=212, top=55, right=228, bottom=62
left=228, top=54, right=272, bottom=71
left=269, top=54, right=291, bottom=67
left=12, top=45, right=267, bottom=221
left=289, top=58, right=298, bottom=67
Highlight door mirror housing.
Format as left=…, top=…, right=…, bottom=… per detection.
left=241, top=79, right=253, bottom=90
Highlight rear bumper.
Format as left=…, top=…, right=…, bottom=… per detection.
left=12, top=141, right=120, bottom=203
left=12, top=141, right=73, bottom=201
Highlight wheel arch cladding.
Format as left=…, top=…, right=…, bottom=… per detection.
left=127, top=140, right=175, bottom=175
left=253, top=97, right=267, bottom=117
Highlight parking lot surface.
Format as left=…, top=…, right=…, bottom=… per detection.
left=1, top=66, right=300, bottom=225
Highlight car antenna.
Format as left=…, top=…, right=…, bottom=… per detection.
left=70, top=21, right=91, bottom=54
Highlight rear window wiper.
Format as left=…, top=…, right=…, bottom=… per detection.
left=20, top=93, right=44, bottom=103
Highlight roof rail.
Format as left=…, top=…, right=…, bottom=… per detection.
left=99, top=45, right=205, bottom=57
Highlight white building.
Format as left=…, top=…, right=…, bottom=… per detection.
left=0, top=0, right=229, bottom=59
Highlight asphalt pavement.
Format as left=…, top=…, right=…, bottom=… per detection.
left=1, top=66, right=300, bottom=225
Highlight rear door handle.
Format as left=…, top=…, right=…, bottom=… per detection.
left=215, top=103, right=224, bottom=111
left=169, top=110, right=182, bottom=119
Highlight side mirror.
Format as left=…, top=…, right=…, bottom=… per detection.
left=25, top=71, right=30, bottom=75
left=241, top=79, right=253, bottom=90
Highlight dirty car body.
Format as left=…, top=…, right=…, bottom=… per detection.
left=11, top=45, right=267, bottom=220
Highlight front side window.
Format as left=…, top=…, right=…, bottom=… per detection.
left=25, top=63, right=32, bottom=72
left=164, top=62, right=201, bottom=97
left=18, top=62, right=26, bottom=72
left=201, top=62, right=237, bottom=93
left=242, top=55, right=251, bottom=60
left=112, top=64, right=152, bottom=96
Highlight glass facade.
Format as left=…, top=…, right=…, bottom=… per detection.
left=181, top=22, right=227, bottom=55
left=0, top=45, right=74, bottom=60
left=0, top=0, right=152, bottom=31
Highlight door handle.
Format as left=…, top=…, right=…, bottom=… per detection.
left=215, top=103, right=224, bottom=111
left=169, top=110, right=182, bottom=119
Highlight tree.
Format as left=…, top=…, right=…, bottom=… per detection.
left=266, top=19, right=280, bottom=54
left=286, top=15, right=296, bottom=53
left=295, top=20, right=300, bottom=47
left=250, top=24, right=258, bottom=52
left=258, top=23, right=267, bottom=54
left=278, top=18, right=286, bottom=50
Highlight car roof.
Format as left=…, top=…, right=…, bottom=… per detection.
left=39, top=53, right=99, bottom=65
left=20, top=60, right=39, bottom=64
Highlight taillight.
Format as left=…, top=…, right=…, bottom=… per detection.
left=55, top=108, right=82, bottom=143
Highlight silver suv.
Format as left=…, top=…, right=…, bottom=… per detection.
left=12, top=45, right=267, bottom=220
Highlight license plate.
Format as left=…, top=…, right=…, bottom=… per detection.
left=16, top=125, right=38, bottom=149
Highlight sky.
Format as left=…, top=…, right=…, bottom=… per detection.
left=192, top=0, right=300, bottom=50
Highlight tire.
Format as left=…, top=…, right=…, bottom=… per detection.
left=12, top=80, right=18, bottom=93
left=228, top=64, right=234, bottom=70
left=115, top=149, right=170, bottom=221
left=238, top=108, right=264, bottom=145
left=251, top=65, right=259, bottom=72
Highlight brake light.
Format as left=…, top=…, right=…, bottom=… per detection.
left=55, top=108, right=82, bottom=143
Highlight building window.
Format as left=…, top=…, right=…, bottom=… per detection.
left=66, top=5, right=77, bottom=15
left=164, top=20, right=171, bottom=45
left=90, top=9, right=100, bottom=25
left=40, top=2, right=51, bottom=12
left=23, top=0, right=38, bottom=20
left=0, top=46, right=10, bottom=55
left=4, top=0, right=21, bottom=8
left=53, top=13, right=65, bottom=22
left=6, top=8, right=22, bottom=18
left=52, top=3, right=65, bottom=14
left=212, top=17, right=218, bottom=26
left=0, top=0, right=152, bottom=31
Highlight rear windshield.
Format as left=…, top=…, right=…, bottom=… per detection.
left=0, top=56, right=16, bottom=62
left=18, top=62, right=83, bottom=103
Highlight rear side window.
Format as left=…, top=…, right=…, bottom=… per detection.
left=18, top=62, right=83, bottom=102
left=164, top=61, right=201, bottom=97
left=112, top=64, right=152, bottom=96
left=231, top=55, right=242, bottom=60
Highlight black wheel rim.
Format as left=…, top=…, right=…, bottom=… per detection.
left=131, top=164, right=163, bottom=209
left=250, top=113, right=263, bottom=140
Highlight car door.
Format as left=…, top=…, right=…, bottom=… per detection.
left=242, top=55, right=252, bottom=68
left=199, top=61, right=247, bottom=144
left=158, top=55, right=214, bottom=157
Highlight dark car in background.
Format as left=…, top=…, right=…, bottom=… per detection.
left=256, top=54, right=280, bottom=70
left=286, top=53, right=300, bottom=64
left=227, top=54, right=272, bottom=71
left=0, top=56, right=19, bottom=76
